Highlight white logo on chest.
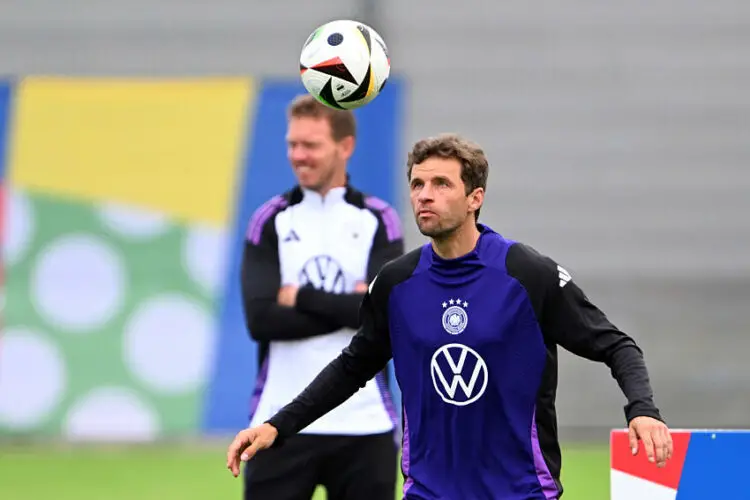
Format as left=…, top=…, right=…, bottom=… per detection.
left=430, top=343, right=488, bottom=406
left=442, top=298, right=468, bottom=335
left=298, top=255, right=346, bottom=293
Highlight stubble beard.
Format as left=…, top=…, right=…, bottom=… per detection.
left=305, top=159, right=340, bottom=193
left=417, top=217, right=461, bottom=242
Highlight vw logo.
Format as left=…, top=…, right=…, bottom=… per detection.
left=298, top=255, right=346, bottom=293
left=430, top=343, right=488, bottom=406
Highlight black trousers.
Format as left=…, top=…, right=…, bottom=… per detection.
left=243, top=430, right=398, bottom=500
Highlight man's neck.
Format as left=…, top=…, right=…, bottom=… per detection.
left=431, top=221, right=481, bottom=260
left=313, top=184, right=345, bottom=198
left=312, top=170, right=348, bottom=198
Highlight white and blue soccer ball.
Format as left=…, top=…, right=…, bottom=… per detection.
left=299, top=19, right=390, bottom=110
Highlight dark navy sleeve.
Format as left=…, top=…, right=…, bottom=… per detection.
left=266, top=263, right=397, bottom=444
left=241, top=201, right=342, bottom=341
left=506, top=242, right=664, bottom=424
left=295, top=205, right=405, bottom=329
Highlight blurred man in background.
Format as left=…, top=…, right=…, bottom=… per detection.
left=239, top=94, right=404, bottom=500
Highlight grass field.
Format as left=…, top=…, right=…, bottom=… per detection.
left=0, top=442, right=609, bottom=499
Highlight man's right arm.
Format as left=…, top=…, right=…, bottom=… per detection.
left=265, top=270, right=394, bottom=443
left=241, top=202, right=342, bottom=341
left=295, top=202, right=405, bottom=329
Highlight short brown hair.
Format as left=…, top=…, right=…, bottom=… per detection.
left=287, top=94, right=356, bottom=141
left=407, top=133, right=489, bottom=219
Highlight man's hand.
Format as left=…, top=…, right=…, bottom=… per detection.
left=277, top=285, right=299, bottom=307
left=226, top=423, right=279, bottom=477
left=354, top=281, right=368, bottom=293
left=628, top=416, right=673, bottom=468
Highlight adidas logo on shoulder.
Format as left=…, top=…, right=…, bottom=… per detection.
left=283, top=230, right=300, bottom=242
left=557, top=265, right=572, bottom=288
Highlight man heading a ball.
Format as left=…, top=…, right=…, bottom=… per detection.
left=230, top=132, right=672, bottom=499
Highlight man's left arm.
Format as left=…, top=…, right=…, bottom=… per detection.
left=293, top=204, right=404, bottom=329
left=507, top=243, right=672, bottom=465
left=542, top=265, right=661, bottom=423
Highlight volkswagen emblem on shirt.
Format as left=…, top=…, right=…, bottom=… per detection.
left=431, top=343, right=488, bottom=406
left=442, top=298, right=468, bottom=335
left=299, top=255, right=346, bottom=293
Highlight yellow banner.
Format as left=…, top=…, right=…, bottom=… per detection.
left=8, top=76, right=256, bottom=226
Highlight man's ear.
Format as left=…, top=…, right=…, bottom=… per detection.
left=338, top=135, right=355, bottom=160
left=468, top=187, right=484, bottom=214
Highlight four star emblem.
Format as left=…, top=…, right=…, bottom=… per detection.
left=442, top=298, right=469, bottom=308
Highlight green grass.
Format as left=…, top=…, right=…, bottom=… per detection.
left=0, top=443, right=609, bottom=499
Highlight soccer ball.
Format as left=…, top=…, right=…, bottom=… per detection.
left=299, top=20, right=390, bottom=110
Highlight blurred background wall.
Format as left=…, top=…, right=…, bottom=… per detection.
left=0, top=0, right=748, bottom=443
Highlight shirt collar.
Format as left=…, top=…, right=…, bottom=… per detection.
left=300, top=186, right=347, bottom=206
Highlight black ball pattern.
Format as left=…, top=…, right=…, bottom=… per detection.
left=327, top=32, right=344, bottom=46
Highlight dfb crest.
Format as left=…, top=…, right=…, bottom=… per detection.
left=441, top=298, right=468, bottom=335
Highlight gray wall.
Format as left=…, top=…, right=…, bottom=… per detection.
left=1, top=0, right=748, bottom=433
left=382, top=0, right=750, bottom=433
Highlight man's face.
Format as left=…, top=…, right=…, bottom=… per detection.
left=286, top=117, right=352, bottom=192
left=409, top=157, right=483, bottom=239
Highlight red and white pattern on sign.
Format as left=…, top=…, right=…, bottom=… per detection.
left=610, top=470, right=678, bottom=500
left=610, top=429, right=691, bottom=500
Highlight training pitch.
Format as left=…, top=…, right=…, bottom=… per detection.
left=0, top=442, right=609, bottom=499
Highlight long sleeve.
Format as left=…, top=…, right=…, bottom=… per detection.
left=507, top=243, right=663, bottom=424
left=294, top=288, right=365, bottom=330
left=241, top=202, right=343, bottom=341
left=295, top=198, right=405, bottom=329
left=266, top=269, right=394, bottom=443
left=545, top=267, right=661, bottom=422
